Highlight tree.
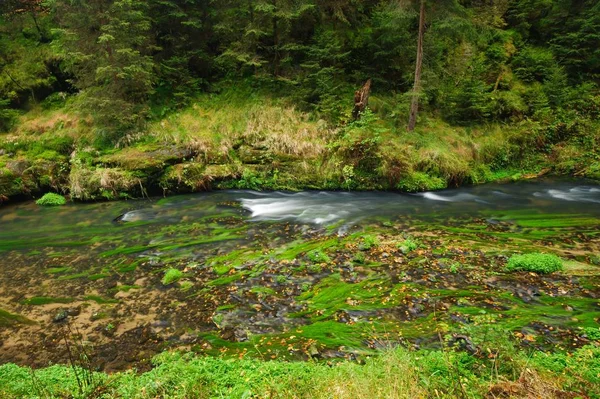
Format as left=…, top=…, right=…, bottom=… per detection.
left=407, top=0, right=425, bottom=131
left=50, top=0, right=155, bottom=140
left=0, top=0, right=49, bottom=41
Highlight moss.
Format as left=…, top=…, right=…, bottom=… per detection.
left=162, top=268, right=184, bottom=285
left=0, top=309, right=34, bottom=327
left=506, top=253, right=564, bottom=274
left=159, top=162, right=209, bottom=192
left=22, top=297, right=74, bottom=306
left=307, top=249, right=331, bottom=263
left=85, top=295, right=119, bottom=304
left=45, top=266, right=71, bottom=275
left=396, top=172, right=447, bottom=192
left=36, top=192, right=67, bottom=206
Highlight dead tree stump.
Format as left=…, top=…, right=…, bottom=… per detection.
left=352, top=79, right=372, bottom=120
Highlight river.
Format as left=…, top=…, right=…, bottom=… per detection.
left=0, top=178, right=599, bottom=371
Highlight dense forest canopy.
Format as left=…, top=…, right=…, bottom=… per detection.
left=1, top=0, right=598, bottom=138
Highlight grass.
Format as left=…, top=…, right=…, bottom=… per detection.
left=2, top=85, right=597, bottom=202
left=0, top=344, right=598, bottom=398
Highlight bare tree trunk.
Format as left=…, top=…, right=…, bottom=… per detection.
left=407, top=0, right=425, bottom=131
left=353, top=79, right=372, bottom=120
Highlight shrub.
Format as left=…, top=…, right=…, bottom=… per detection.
left=36, top=193, right=67, bottom=206
left=162, top=268, right=183, bottom=285
left=307, top=250, right=331, bottom=264
left=506, top=253, right=563, bottom=274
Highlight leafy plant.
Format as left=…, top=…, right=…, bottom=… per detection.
left=582, top=327, right=600, bottom=341
left=353, top=252, right=366, bottom=264
left=506, top=253, right=563, bottom=274
left=396, top=172, right=447, bottom=192
left=36, top=193, right=67, bottom=206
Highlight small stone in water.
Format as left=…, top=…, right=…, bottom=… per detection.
left=53, top=310, right=68, bottom=323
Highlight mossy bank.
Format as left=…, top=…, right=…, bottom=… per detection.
left=2, top=88, right=599, bottom=205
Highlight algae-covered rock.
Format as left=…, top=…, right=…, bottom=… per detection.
left=69, top=163, right=140, bottom=200
left=99, top=145, right=195, bottom=172
left=159, top=162, right=210, bottom=192
left=237, top=146, right=273, bottom=165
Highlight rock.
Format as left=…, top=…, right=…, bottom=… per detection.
left=66, top=307, right=81, bottom=317
left=234, top=329, right=248, bottom=342
left=308, top=344, right=320, bottom=358
left=53, top=310, right=68, bottom=323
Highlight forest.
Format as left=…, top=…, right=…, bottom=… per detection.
left=0, top=0, right=599, bottom=200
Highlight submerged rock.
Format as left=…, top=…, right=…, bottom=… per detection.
left=52, top=310, right=68, bottom=323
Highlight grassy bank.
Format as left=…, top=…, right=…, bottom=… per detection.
left=1, top=343, right=599, bottom=399
left=1, top=85, right=599, bottom=204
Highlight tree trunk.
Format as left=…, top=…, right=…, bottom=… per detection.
left=272, top=0, right=280, bottom=76
left=353, top=79, right=372, bottom=120
left=407, top=0, right=425, bottom=131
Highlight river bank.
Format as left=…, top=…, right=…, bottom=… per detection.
left=2, top=89, right=599, bottom=205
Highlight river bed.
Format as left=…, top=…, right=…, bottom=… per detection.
left=0, top=178, right=599, bottom=371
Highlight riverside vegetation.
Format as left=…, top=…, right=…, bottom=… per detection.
left=1, top=0, right=600, bottom=398
left=1, top=1, right=600, bottom=202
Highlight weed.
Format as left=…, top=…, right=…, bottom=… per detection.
left=359, top=235, right=379, bottom=251
left=397, top=237, right=420, bottom=254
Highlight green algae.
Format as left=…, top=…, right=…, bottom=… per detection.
left=0, top=309, right=35, bottom=327
left=45, top=267, right=71, bottom=275
left=22, top=297, right=74, bottom=306
left=85, top=295, right=119, bottom=304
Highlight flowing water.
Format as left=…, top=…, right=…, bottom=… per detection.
left=1, top=178, right=599, bottom=371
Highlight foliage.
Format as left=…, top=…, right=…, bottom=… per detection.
left=0, top=0, right=599, bottom=199
left=35, top=192, right=66, bottom=206
left=397, top=237, right=420, bottom=254
left=396, top=172, right=447, bottom=192
left=506, top=253, right=564, bottom=274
